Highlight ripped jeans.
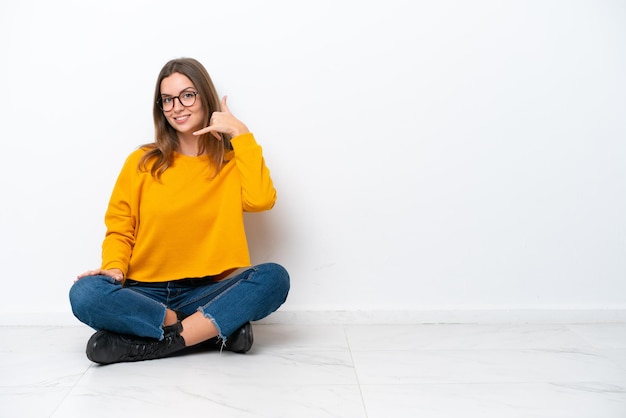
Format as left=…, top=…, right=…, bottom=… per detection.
left=69, top=263, right=290, bottom=342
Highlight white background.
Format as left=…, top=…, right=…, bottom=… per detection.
left=0, top=0, right=625, bottom=323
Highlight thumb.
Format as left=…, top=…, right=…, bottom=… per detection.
left=220, top=95, right=230, bottom=113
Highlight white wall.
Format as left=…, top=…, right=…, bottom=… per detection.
left=1, top=0, right=625, bottom=324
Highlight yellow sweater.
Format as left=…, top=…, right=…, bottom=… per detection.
left=101, top=133, right=276, bottom=282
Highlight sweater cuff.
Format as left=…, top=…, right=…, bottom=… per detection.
left=230, top=132, right=258, bottom=152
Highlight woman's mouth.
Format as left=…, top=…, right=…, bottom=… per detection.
left=173, top=115, right=190, bottom=124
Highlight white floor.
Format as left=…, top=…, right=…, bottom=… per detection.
left=1, top=323, right=626, bottom=418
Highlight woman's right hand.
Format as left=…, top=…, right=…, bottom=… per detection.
left=75, top=268, right=124, bottom=283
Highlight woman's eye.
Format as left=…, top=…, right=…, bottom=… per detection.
left=162, top=97, right=173, bottom=104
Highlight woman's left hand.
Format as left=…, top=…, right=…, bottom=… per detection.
left=75, top=268, right=124, bottom=283
left=193, top=96, right=249, bottom=139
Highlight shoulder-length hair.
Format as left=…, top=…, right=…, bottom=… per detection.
left=139, top=57, right=232, bottom=178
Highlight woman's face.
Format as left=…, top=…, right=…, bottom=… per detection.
left=159, top=72, right=206, bottom=137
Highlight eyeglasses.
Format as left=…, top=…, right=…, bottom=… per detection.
left=157, top=90, right=199, bottom=111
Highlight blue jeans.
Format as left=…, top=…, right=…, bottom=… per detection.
left=69, top=263, right=290, bottom=341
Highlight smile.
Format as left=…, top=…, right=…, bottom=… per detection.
left=173, top=115, right=190, bottom=122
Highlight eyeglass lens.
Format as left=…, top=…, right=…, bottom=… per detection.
left=159, top=91, right=198, bottom=111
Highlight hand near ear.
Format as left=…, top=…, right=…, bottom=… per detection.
left=193, top=96, right=249, bottom=139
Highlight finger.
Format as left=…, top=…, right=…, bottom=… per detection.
left=193, top=126, right=214, bottom=136
left=193, top=125, right=223, bottom=140
left=220, top=96, right=230, bottom=113
left=76, top=268, right=100, bottom=281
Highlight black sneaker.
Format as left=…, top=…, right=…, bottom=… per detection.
left=224, top=322, right=253, bottom=354
left=86, top=322, right=186, bottom=364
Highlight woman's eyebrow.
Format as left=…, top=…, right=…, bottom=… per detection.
left=161, top=87, right=196, bottom=97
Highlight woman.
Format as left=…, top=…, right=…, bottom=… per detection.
left=69, top=57, right=290, bottom=365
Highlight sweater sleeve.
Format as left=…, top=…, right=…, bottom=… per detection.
left=100, top=152, right=138, bottom=275
left=230, top=133, right=277, bottom=212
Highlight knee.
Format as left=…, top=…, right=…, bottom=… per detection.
left=256, top=262, right=290, bottom=300
left=69, top=277, right=93, bottom=316
left=69, top=275, right=115, bottom=316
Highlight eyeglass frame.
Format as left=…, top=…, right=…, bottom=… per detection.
left=157, top=89, right=200, bottom=111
